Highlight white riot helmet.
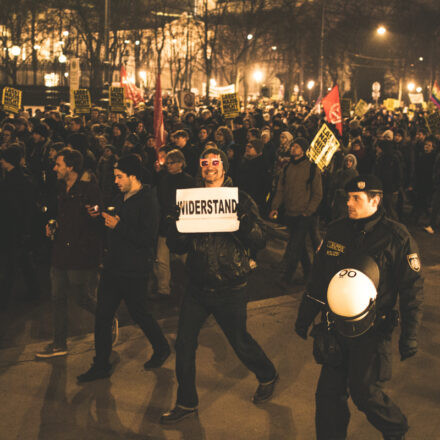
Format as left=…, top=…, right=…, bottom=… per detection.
left=327, top=256, right=379, bottom=338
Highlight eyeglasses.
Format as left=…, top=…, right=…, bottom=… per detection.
left=200, top=158, right=221, bottom=167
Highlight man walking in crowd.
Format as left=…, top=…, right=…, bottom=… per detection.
left=160, top=148, right=278, bottom=424
left=36, top=147, right=104, bottom=358
left=295, top=174, right=423, bottom=440
left=269, top=137, right=322, bottom=286
left=0, top=144, right=41, bottom=306
left=152, top=149, right=194, bottom=300
left=78, top=154, right=170, bottom=382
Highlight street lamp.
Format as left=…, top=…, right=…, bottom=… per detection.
left=253, top=70, right=263, bottom=83
left=307, top=80, right=315, bottom=103
left=58, top=53, right=67, bottom=63
left=247, top=34, right=253, bottom=40
left=377, top=25, right=386, bottom=36
left=407, top=82, right=415, bottom=92
left=416, top=86, right=422, bottom=93
left=11, top=45, right=21, bottom=57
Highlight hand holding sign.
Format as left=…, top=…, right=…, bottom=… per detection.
left=176, top=187, right=239, bottom=233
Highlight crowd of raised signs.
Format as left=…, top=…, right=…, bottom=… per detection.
left=0, top=98, right=439, bottom=278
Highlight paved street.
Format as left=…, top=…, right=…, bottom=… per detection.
left=0, top=225, right=439, bottom=439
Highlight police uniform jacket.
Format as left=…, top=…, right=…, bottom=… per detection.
left=296, top=208, right=423, bottom=349
left=167, top=177, right=266, bottom=291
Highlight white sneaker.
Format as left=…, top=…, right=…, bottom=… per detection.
left=424, top=225, right=435, bottom=235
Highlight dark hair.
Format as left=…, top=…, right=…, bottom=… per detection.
left=173, top=129, right=189, bottom=139
left=248, top=128, right=261, bottom=140
left=365, top=191, right=383, bottom=202
left=56, top=147, right=84, bottom=174
left=71, top=116, right=83, bottom=126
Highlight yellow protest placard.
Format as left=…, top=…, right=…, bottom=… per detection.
left=306, top=123, right=340, bottom=172
left=220, top=92, right=240, bottom=119
left=109, top=87, right=126, bottom=113
left=2, top=87, right=22, bottom=114
left=340, top=98, right=351, bottom=119
left=73, top=89, right=91, bottom=114
left=425, top=112, right=440, bottom=135
left=354, top=99, right=368, bottom=118
left=384, top=98, right=399, bottom=112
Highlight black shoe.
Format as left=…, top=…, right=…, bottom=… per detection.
left=144, top=346, right=171, bottom=370
left=253, top=373, right=279, bottom=404
left=160, top=405, right=197, bottom=424
left=77, top=363, right=112, bottom=383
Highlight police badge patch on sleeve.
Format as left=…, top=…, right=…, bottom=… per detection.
left=407, top=253, right=421, bottom=272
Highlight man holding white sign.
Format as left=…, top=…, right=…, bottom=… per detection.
left=160, top=148, right=278, bottom=424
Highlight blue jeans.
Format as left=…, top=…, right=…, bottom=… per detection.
left=50, top=267, right=98, bottom=348
left=175, top=284, right=276, bottom=408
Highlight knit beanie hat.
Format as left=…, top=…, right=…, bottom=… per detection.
left=249, top=139, right=264, bottom=154
left=200, top=147, right=229, bottom=173
left=281, top=131, right=293, bottom=144
left=114, top=154, right=142, bottom=179
left=293, top=137, right=309, bottom=153
left=33, top=123, right=49, bottom=139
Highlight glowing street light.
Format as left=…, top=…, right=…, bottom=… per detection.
left=58, top=53, right=67, bottom=63
left=247, top=34, right=253, bottom=40
left=377, top=25, right=386, bottom=36
left=62, top=30, right=69, bottom=37
left=271, top=46, right=277, bottom=51
left=210, top=78, right=217, bottom=87
left=407, top=82, right=416, bottom=92
left=416, top=86, right=422, bottom=93
left=307, top=80, right=315, bottom=90
left=253, top=70, right=264, bottom=83
left=33, top=44, right=41, bottom=50
left=11, top=45, right=21, bottom=57
left=419, top=57, right=424, bottom=61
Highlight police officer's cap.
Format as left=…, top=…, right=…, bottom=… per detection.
left=345, top=174, right=383, bottom=193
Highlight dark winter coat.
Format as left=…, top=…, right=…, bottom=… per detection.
left=104, top=184, right=159, bottom=277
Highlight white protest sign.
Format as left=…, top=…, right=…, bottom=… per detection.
left=176, top=187, right=239, bottom=233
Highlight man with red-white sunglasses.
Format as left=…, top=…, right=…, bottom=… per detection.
left=160, top=147, right=278, bottom=424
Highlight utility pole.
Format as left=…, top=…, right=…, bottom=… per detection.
left=319, top=0, right=326, bottom=99
left=104, top=0, right=110, bottom=85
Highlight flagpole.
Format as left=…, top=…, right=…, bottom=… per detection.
left=319, top=0, right=326, bottom=99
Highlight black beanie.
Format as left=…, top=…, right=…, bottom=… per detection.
left=114, top=154, right=142, bottom=179
left=1, top=144, right=23, bottom=167
left=33, top=123, right=49, bottom=139
left=293, top=137, right=309, bottom=153
left=200, top=148, right=229, bottom=173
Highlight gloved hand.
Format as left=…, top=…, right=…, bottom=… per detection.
left=399, top=338, right=418, bottom=361
left=236, top=203, right=256, bottom=233
left=295, top=325, right=308, bottom=340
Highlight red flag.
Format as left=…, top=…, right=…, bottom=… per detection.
left=322, top=85, right=342, bottom=135
left=154, top=74, right=165, bottom=150
left=120, top=65, right=143, bottom=106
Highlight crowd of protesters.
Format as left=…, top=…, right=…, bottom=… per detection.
left=0, top=97, right=439, bottom=310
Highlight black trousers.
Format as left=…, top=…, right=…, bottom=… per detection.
left=315, top=328, right=408, bottom=440
left=175, top=284, right=276, bottom=408
left=94, top=272, right=169, bottom=367
left=283, top=215, right=311, bottom=280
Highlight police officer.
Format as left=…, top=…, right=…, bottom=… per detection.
left=295, top=174, right=423, bottom=440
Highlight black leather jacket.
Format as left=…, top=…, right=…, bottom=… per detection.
left=296, top=208, right=423, bottom=348
left=167, top=178, right=266, bottom=290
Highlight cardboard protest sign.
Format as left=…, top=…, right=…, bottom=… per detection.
left=340, top=98, right=351, bottom=119
left=408, top=93, right=424, bottom=105
left=425, top=112, right=440, bottom=135
left=354, top=99, right=369, bottom=118
left=176, top=187, right=239, bottom=233
left=178, top=90, right=195, bottom=109
left=220, top=92, right=240, bottom=119
left=2, top=87, right=22, bottom=114
left=73, top=89, right=91, bottom=114
left=306, top=123, right=340, bottom=172
left=109, top=87, right=126, bottom=113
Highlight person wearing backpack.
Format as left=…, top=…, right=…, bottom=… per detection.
left=269, top=137, right=323, bottom=287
